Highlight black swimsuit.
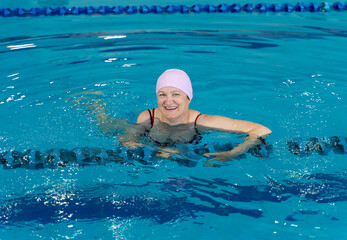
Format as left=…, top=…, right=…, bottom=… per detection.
left=145, top=108, right=202, bottom=147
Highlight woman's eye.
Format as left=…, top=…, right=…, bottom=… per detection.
left=173, top=93, right=180, bottom=96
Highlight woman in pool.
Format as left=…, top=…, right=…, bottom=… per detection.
left=120, top=69, right=272, bottom=161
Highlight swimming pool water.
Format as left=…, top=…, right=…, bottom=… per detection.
left=1, top=2, right=347, bottom=240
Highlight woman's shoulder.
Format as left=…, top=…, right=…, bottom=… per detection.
left=189, top=109, right=202, bottom=122
left=137, top=108, right=156, bottom=124
left=192, top=112, right=226, bottom=126
left=189, top=109, right=200, bottom=115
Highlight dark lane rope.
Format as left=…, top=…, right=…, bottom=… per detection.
left=1, top=136, right=346, bottom=170
left=1, top=2, right=346, bottom=17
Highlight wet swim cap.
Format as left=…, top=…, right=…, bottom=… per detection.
left=156, top=69, right=193, bottom=100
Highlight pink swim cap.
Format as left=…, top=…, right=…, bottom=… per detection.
left=156, top=69, right=193, bottom=100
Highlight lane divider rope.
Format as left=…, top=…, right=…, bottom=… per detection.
left=1, top=2, right=346, bottom=17
left=1, top=136, right=346, bottom=169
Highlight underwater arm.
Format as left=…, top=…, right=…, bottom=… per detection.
left=118, top=123, right=148, bottom=149
left=117, top=110, right=154, bottom=149
left=198, top=115, right=272, bottom=161
left=68, top=91, right=132, bottom=135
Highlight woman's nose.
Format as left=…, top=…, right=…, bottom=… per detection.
left=165, top=96, right=174, bottom=104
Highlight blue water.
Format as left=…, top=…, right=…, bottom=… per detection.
left=1, top=2, right=347, bottom=240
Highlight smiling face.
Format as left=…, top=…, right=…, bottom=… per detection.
left=157, top=87, right=191, bottom=124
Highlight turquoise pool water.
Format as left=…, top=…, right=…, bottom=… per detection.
left=1, top=1, right=347, bottom=239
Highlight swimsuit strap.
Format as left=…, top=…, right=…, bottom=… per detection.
left=147, top=109, right=153, bottom=128
left=147, top=108, right=155, bottom=129
left=194, top=113, right=202, bottom=134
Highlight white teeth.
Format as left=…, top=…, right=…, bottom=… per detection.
left=165, top=107, right=177, bottom=110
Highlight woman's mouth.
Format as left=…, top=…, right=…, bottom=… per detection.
left=165, top=106, right=177, bottom=111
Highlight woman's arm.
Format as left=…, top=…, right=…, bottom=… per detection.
left=118, top=110, right=152, bottom=149
left=197, top=115, right=272, bottom=161
left=68, top=91, right=132, bottom=135
left=118, top=123, right=147, bottom=149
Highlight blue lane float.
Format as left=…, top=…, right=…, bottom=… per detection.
left=0, top=2, right=346, bottom=17
left=1, top=136, right=346, bottom=169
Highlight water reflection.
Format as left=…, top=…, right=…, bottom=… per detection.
left=1, top=171, right=345, bottom=225
left=7, top=43, right=37, bottom=51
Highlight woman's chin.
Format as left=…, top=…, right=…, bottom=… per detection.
left=163, top=111, right=179, bottom=120
left=164, top=114, right=177, bottom=119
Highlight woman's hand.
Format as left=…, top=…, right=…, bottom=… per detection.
left=120, top=141, right=143, bottom=149
left=203, top=150, right=243, bottom=162
left=156, top=151, right=174, bottom=159
left=156, top=147, right=180, bottom=159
